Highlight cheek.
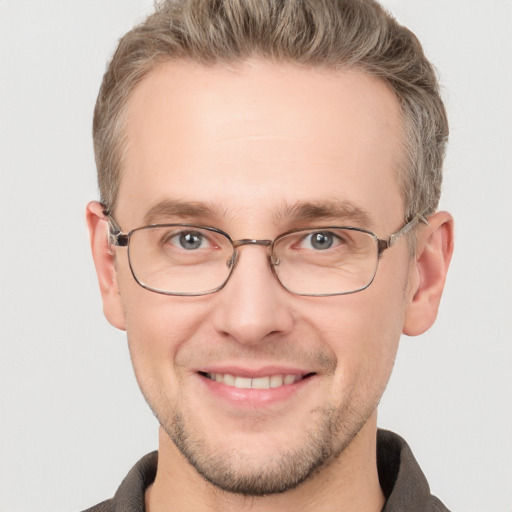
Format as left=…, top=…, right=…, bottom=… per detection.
left=115, top=264, right=207, bottom=389
left=304, top=270, right=407, bottom=400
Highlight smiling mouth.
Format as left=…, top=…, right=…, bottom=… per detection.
left=199, top=372, right=316, bottom=390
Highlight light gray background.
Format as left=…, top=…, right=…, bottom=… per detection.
left=1, top=1, right=511, bottom=511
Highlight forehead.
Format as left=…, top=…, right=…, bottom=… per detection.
left=118, top=60, right=404, bottom=232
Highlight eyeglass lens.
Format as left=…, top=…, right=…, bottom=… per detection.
left=126, top=225, right=380, bottom=296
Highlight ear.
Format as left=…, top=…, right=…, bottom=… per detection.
left=86, top=201, right=126, bottom=331
left=403, top=211, right=454, bottom=336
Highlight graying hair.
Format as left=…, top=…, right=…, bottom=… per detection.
left=93, top=0, right=448, bottom=220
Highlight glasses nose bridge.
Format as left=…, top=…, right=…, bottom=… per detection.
left=228, top=238, right=276, bottom=270
left=232, top=238, right=273, bottom=249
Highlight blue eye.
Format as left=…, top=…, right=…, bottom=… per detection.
left=164, top=231, right=210, bottom=250
left=310, top=232, right=334, bottom=250
left=300, top=231, right=341, bottom=250
left=179, top=232, right=204, bottom=250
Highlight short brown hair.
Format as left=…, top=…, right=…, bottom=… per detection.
left=93, top=0, right=448, bottom=220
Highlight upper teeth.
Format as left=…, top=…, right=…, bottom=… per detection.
left=206, top=373, right=303, bottom=389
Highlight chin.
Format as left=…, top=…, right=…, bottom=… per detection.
left=160, top=400, right=372, bottom=496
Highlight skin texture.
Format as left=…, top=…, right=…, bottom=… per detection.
left=87, top=60, right=453, bottom=512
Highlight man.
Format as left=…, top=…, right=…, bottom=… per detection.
left=85, top=0, right=454, bottom=510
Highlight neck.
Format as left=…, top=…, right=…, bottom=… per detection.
left=145, top=415, right=385, bottom=512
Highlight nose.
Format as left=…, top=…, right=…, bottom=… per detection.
left=212, top=244, right=294, bottom=345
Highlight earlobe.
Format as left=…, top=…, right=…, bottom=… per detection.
left=86, top=201, right=126, bottom=331
left=403, top=211, right=454, bottom=336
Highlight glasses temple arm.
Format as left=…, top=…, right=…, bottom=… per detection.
left=103, top=212, right=129, bottom=247
left=380, top=212, right=429, bottom=251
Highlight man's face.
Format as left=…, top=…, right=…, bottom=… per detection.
left=108, top=60, right=412, bottom=494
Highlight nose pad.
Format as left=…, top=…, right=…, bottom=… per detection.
left=226, top=251, right=238, bottom=269
left=270, top=254, right=280, bottom=266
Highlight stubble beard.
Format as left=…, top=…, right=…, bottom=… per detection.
left=134, top=341, right=389, bottom=497
left=160, top=402, right=371, bottom=497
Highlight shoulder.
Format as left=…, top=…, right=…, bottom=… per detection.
left=81, top=451, right=158, bottom=512
left=378, top=430, right=451, bottom=512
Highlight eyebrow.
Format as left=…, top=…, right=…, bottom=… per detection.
left=142, top=198, right=374, bottom=228
left=274, top=200, right=374, bottom=228
left=143, top=199, right=223, bottom=225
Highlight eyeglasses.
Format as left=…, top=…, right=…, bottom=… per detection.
left=105, top=212, right=427, bottom=297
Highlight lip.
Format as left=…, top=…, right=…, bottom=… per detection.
left=195, top=365, right=317, bottom=407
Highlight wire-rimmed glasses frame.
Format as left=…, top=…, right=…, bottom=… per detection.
left=105, top=212, right=428, bottom=297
